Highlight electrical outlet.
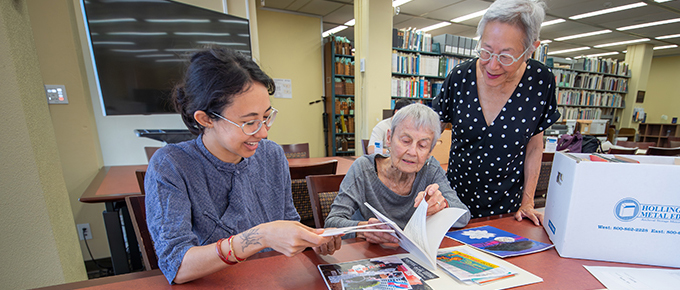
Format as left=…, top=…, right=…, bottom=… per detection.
left=77, top=223, right=92, bottom=240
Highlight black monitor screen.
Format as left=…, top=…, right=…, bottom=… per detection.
left=82, top=0, right=251, bottom=115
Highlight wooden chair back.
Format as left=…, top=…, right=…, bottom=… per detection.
left=606, top=127, right=616, bottom=143
left=617, top=128, right=636, bottom=141
left=124, top=195, right=159, bottom=271
left=289, top=160, right=338, bottom=179
left=144, top=146, right=161, bottom=161
left=534, top=152, right=555, bottom=208
left=289, top=160, right=338, bottom=227
left=668, top=136, right=680, bottom=148
left=431, top=129, right=451, bottom=165
left=362, top=139, right=369, bottom=155
left=646, top=146, right=680, bottom=156
left=135, top=170, right=146, bottom=195
left=608, top=147, right=638, bottom=155
left=281, top=143, right=310, bottom=159
left=306, top=174, right=345, bottom=228
left=616, top=141, right=655, bottom=150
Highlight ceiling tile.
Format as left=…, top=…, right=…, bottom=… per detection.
left=297, top=0, right=345, bottom=16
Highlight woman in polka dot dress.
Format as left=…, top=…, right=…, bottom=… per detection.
left=432, top=0, right=560, bottom=225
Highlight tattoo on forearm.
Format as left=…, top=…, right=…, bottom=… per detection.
left=239, top=228, right=262, bottom=252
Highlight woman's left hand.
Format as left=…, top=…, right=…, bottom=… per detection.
left=414, top=183, right=448, bottom=216
left=514, top=204, right=543, bottom=226
left=313, top=232, right=343, bottom=256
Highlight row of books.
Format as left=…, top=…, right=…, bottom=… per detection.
left=531, top=43, right=549, bottom=64
left=391, top=51, right=469, bottom=78
left=392, top=28, right=433, bottom=52
left=553, top=69, right=628, bottom=92
left=334, top=115, right=354, bottom=134
left=574, top=57, right=630, bottom=76
left=556, top=89, right=624, bottom=107
left=432, top=33, right=478, bottom=57
left=391, top=51, right=441, bottom=76
left=391, top=76, right=444, bottom=99
left=558, top=107, right=605, bottom=120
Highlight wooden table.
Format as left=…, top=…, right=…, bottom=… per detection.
left=39, top=215, right=668, bottom=290
left=79, top=157, right=357, bottom=275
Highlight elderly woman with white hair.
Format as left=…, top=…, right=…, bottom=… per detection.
left=325, top=103, right=471, bottom=244
left=433, top=0, right=560, bottom=225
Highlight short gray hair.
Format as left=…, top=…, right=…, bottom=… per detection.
left=476, top=0, right=546, bottom=55
left=390, top=103, right=441, bottom=150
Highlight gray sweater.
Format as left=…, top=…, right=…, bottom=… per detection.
left=325, top=154, right=470, bottom=230
left=145, top=137, right=299, bottom=283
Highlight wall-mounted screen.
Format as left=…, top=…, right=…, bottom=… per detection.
left=82, top=0, right=251, bottom=115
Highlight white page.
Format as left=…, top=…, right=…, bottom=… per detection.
left=424, top=207, right=467, bottom=262
left=320, top=222, right=393, bottom=236
left=584, top=266, right=680, bottom=290
left=364, top=202, right=467, bottom=270
left=364, top=202, right=434, bottom=269
left=403, top=199, right=430, bottom=254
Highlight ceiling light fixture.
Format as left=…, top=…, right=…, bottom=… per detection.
left=654, top=0, right=672, bottom=2
left=653, top=45, right=678, bottom=50
left=541, top=40, right=553, bottom=44
left=392, top=0, right=412, bottom=7
left=344, top=19, right=355, bottom=26
left=322, top=25, right=348, bottom=37
left=548, top=47, right=591, bottom=55
left=594, top=38, right=650, bottom=48
left=451, top=9, right=488, bottom=23
left=655, top=34, right=680, bottom=40
left=585, top=52, right=619, bottom=58
left=554, top=30, right=611, bottom=41
left=541, top=19, right=565, bottom=27
left=617, top=18, right=680, bottom=31
left=569, top=2, right=647, bottom=20
left=419, top=22, right=452, bottom=32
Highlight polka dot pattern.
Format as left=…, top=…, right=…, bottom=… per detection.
left=432, top=59, right=561, bottom=218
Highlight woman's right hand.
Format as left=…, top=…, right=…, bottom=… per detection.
left=258, top=221, right=331, bottom=257
left=357, top=218, right=399, bottom=245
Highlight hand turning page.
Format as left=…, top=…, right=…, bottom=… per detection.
left=364, top=201, right=467, bottom=270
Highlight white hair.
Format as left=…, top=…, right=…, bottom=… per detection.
left=390, top=103, right=441, bottom=150
left=476, top=0, right=546, bottom=54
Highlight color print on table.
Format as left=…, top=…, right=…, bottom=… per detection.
left=318, top=255, right=433, bottom=290
left=445, top=225, right=554, bottom=258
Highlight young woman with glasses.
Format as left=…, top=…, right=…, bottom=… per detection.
left=145, top=47, right=341, bottom=284
left=433, top=0, right=560, bottom=225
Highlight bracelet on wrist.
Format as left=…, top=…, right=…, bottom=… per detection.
left=216, top=238, right=236, bottom=265
left=227, top=236, right=246, bottom=263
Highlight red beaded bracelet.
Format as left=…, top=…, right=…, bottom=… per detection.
left=227, top=236, right=246, bottom=263
left=216, top=238, right=236, bottom=265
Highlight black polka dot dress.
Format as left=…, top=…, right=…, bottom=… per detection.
left=432, top=58, right=560, bottom=218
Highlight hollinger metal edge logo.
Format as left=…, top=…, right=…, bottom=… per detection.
left=614, top=198, right=680, bottom=222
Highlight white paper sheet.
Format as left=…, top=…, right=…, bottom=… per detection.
left=584, top=265, right=680, bottom=290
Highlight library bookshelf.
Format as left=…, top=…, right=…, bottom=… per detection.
left=390, top=48, right=471, bottom=108
left=552, top=58, right=630, bottom=124
left=323, top=36, right=355, bottom=156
